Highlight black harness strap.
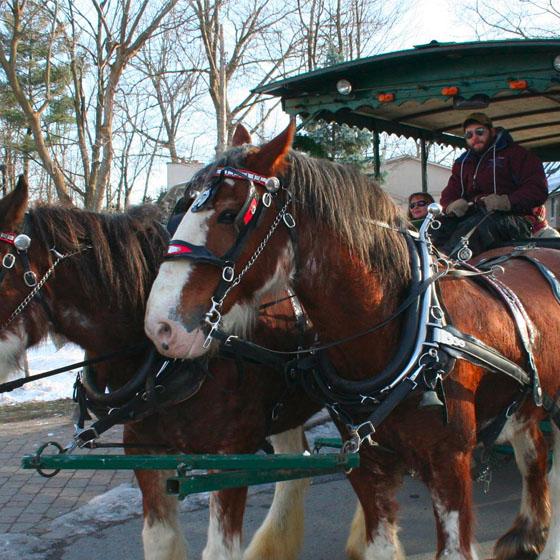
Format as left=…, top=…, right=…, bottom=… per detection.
left=477, top=385, right=530, bottom=448
left=0, top=342, right=150, bottom=394
left=71, top=359, right=207, bottom=449
left=461, top=261, right=543, bottom=406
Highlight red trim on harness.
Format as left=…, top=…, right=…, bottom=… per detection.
left=243, top=198, right=258, bottom=225
left=165, top=243, right=193, bottom=258
left=0, top=232, right=16, bottom=244
left=213, top=167, right=270, bottom=186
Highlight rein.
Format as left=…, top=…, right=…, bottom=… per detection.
left=0, top=342, right=149, bottom=394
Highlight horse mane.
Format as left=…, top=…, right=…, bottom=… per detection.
left=28, top=204, right=168, bottom=309
left=207, top=145, right=411, bottom=291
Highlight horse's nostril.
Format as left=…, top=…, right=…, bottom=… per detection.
left=156, top=321, right=173, bottom=347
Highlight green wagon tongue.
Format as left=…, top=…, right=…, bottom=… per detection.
left=21, top=450, right=359, bottom=498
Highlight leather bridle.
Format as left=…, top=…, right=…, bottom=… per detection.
left=0, top=214, right=91, bottom=332
left=164, top=165, right=296, bottom=346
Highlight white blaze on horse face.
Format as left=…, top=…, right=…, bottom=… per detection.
left=0, top=325, right=27, bottom=383
left=145, top=207, right=213, bottom=359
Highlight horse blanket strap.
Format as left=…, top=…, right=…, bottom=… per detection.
left=476, top=248, right=560, bottom=306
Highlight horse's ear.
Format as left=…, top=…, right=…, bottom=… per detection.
left=247, top=120, right=295, bottom=175
left=0, top=175, right=28, bottom=230
left=232, top=124, right=252, bottom=147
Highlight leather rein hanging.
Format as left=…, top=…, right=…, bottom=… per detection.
left=164, top=167, right=560, bottom=453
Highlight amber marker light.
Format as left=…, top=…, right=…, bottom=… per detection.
left=509, top=79, right=528, bottom=89
left=378, top=93, right=394, bottom=102
left=441, top=86, right=458, bottom=95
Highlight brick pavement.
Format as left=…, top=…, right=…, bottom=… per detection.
left=0, top=406, right=136, bottom=537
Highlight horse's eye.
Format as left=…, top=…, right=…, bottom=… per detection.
left=217, top=210, right=237, bottom=224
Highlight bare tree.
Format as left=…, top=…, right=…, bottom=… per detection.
left=459, top=0, right=559, bottom=39
left=61, top=0, right=182, bottom=209
left=128, top=21, right=205, bottom=163
left=189, top=0, right=307, bottom=153
left=296, top=0, right=409, bottom=72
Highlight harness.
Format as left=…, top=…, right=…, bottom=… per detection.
left=165, top=166, right=560, bottom=453
left=0, top=214, right=91, bottom=331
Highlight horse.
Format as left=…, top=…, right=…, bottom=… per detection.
left=0, top=174, right=323, bottom=560
left=144, top=121, right=560, bottom=560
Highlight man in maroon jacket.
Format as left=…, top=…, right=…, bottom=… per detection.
left=431, top=112, right=548, bottom=257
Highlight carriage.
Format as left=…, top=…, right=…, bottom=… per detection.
left=2, top=38, right=560, bottom=560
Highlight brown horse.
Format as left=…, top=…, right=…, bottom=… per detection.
left=145, top=121, right=560, bottom=560
left=0, top=175, right=322, bottom=560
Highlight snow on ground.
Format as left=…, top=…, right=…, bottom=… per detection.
left=0, top=339, right=84, bottom=405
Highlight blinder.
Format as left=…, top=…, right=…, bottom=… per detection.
left=0, top=219, right=38, bottom=289
left=164, top=165, right=280, bottom=270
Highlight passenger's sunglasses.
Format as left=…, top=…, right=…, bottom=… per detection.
left=464, top=127, right=487, bottom=140
left=409, top=200, right=428, bottom=209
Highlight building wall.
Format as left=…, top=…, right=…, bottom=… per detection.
left=167, top=162, right=204, bottom=188
left=380, top=156, right=451, bottom=213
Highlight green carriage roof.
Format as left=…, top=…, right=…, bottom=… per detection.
left=255, top=39, right=560, bottom=161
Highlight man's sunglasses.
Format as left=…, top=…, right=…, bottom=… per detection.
left=409, top=200, right=428, bottom=209
left=464, top=127, right=487, bottom=140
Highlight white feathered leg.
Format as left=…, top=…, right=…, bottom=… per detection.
left=244, top=426, right=309, bottom=560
